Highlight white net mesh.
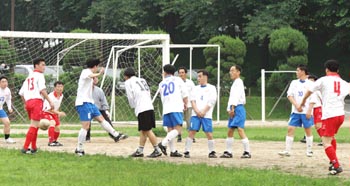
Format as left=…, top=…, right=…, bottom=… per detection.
left=0, top=31, right=169, bottom=123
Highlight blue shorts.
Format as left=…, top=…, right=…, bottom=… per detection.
left=163, top=112, right=183, bottom=128
left=288, top=113, right=314, bottom=128
left=76, top=103, right=101, bottom=122
left=0, top=110, right=8, bottom=118
left=228, top=105, right=246, bottom=128
left=189, top=116, right=213, bottom=133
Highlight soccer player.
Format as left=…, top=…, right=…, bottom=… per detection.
left=299, top=60, right=350, bottom=175
left=86, top=77, right=115, bottom=142
left=74, top=58, right=127, bottom=156
left=19, top=58, right=54, bottom=154
left=183, top=69, right=217, bottom=158
left=220, top=65, right=251, bottom=158
left=177, top=67, right=195, bottom=143
left=124, top=68, right=162, bottom=158
left=0, top=76, right=15, bottom=144
left=158, top=64, right=188, bottom=157
left=42, top=81, right=66, bottom=146
left=278, top=64, right=314, bottom=157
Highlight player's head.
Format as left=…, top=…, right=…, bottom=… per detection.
left=296, top=64, right=308, bottom=79
left=197, top=69, right=209, bottom=85
left=124, top=67, right=136, bottom=80
left=324, top=59, right=339, bottom=73
left=93, top=77, right=99, bottom=85
left=307, top=74, right=318, bottom=82
left=178, top=66, right=187, bottom=80
left=54, top=81, right=64, bottom=94
left=86, top=58, right=101, bottom=72
left=33, top=58, right=46, bottom=72
left=230, top=64, right=242, bottom=80
left=163, top=64, right=176, bottom=75
left=0, top=76, right=8, bottom=89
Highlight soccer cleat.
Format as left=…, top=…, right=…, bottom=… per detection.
left=85, top=136, right=91, bottom=142
left=278, top=150, right=291, bottom=157
left=177, top=135, right=182, bottom=142
left=184, top=151, right=190, bottom=158
left=130, top=150, right=144, bottom=157
left=329, top=166, right=343, bottom=175
left=241, top=151, right=251, bottom=158
left=75, top=149, right=85, bottom=157
left=193, top=138, right=196, bottom=143
left=208, top=151, right=217, bottom=158
left=113, top=133, right=128, bottom=142
left=306, top=151, right=313, bottom=157
left=147, top=150, right=162, bottom=158
left=158, top=142, right=167, bottom=156
left=5, top=138, right=16, bottom=144
left=20, top=148, right=31, bottom=154
left=170, top=150, right=183, bottom=157
left=317, top=142, right=323, bottom=146
left=220, top=151, right=233, bottom=158
left=48, top=141, right=63, bottom=147
left=300, top=136, right=306, bottom=143
left=30, top=148, right=38, bottom=154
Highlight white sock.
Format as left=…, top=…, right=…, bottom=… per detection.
left=100, top=120, right=119, bottom=137
left=168, top=138, right=175, bottom=153
left=77, top=128, right=87, bottom=151
left=242, top=138, right=250, bottom=153
left=306, top=136, right=313, bottom=152
left=286, top=136, right=294, bottom=152
left=162, top=130, right=179, bottom=146
left=184, top=137, right=193, bottom=152
left=208, top=140, right=215, bottom=153
left=226, top=137, right=234, bottom=153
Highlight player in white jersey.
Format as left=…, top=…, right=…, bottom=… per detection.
left=183, top=69, right=217, bottom=158
left=299, top=60, right=350, bottom=175
left=278, top=64, right=314, bottom=157
left=177, top=67, right=195, bottom=142
left=220, top=65, right=251, bottom=159
left=158, top=64, right=188, bottom=157
left=19, top=58, right=54, bottom=154
left=42, top=81, right=66, bottom=146
left=124, top=68, right=162, bottom=158
left=74, top=59, right=127, bottom=156
left=0, top=76, right=15, bottom=143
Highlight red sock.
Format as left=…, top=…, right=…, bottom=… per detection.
left=54, top=131, right=60, bottom=141
left=331, top=138, right=337, bottom=152
left=48, top=126, right=55, bottom=143
left=325, top=146, right=340, bottom=168
left=23, top=127, right=36, bottom=150
left=316, top=128, right=323, bottom=138
left=31, top=127, right=39, bottom=150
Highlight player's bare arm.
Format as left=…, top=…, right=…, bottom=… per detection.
left=200, top=105, right=211, bottom=118
left=183, top=97, right=188, bottom=111
left=228, top=105, right=235, bottom=118
left=299, top=90, right=312, bottom=109
left=306, top=102, right=314, bottom=119
left=191, top=100, right=202, bottom=117
left=287, top=96, right=302, bottom=112
left=89, top=67, right=105, bottom=78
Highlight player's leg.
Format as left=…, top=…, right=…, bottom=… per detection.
left=86, top=122, right=91, bottom=142
left=100, top=110, right=114, bottom=139
left=75, top=103, right=92, bottom=156
left=131, top=131, right=147, bottom=157
left=302, top=114, right=314, bottom=157
left=23, top=100, right=42, bottom=153
left=1, top=112, right=15, bottom=143
left=220, top=119, right=235, bottom=158
left=184, top=116, right=199, bottom=158
left=279, top=113, right=299, bottom=156
left=203, top=119, right=216, bottom=158
left=237, top=128, right=251, bottom=158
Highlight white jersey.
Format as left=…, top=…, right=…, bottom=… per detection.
left=159, top=76, right=188, bottom=115
left=0, top=87, right=11, bottom=110
left=75, top=69, right=94, bottom=106
left=287, top=79, right=313, bottom=114
left=183, top=79, right=195, bottom=108
left=43, top=91, right=63, bottom=113
left=125, top=76, right=153, bottom=116
left=309, top=90, right=322, bottom=108
left=309, top=74, right=350, bottom=119
left=227, top=78, right=246, bottom=111
left=190, top=84, right=217, bottom=119
left=19, top=71, right=46, bottom=101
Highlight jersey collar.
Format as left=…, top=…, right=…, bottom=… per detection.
left=53, top=91, right=62, bottom=98
left=326, top=72, right=340, bottom=77
left=33, top=69, right=43, bottom=73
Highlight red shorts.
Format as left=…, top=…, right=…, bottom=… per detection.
left=321, top=115, right=344, bottom=137
left=25, top=99, right=43, bottom=121
left=313, top=107, right=322, bottom=123
left=41, top=112, right=60, bottom=126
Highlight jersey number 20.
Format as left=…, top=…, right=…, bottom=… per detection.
left=162, top=82, right=175, bottom=96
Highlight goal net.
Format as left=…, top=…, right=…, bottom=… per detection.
left=0, top=31, right=169, bottom=124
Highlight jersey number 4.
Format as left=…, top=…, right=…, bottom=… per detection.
left=334, top=81, right=340, bottom=96
left=162, top=82, right=175, bottom=96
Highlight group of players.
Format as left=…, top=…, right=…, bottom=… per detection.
left=278, top=60, right=349, bottom=175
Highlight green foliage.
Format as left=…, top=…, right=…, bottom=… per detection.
left=204, top=35, right=246, bottom=86
left=0, top=39, right=16, bottom=65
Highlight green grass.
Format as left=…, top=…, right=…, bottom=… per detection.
left=0, top=148, right=347, bottom=186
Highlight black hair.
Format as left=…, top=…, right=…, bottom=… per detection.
left=33, top=58, right=45, bottom=68
left=324, top=59, right=339, bottom=72
left=54, top=81, right=64, bottom=87
left=197, top=69, right=209, bottom=78
left=0, top=76, right=8, bottom=81
left=297, top=64, right=308, bottom=75
left=124, top=67, right=136, bottom=77
left=163, top=64, right=176, bottom=75
left=178, top=66, right=187, bottom=73
left=234, top=64, right=243, bottom=73
left=86, top=58, right=101, bottom=68
left=308, top=74, right=318, bottom=81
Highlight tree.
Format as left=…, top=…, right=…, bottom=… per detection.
left=203, top=35, right=246, bottom=92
